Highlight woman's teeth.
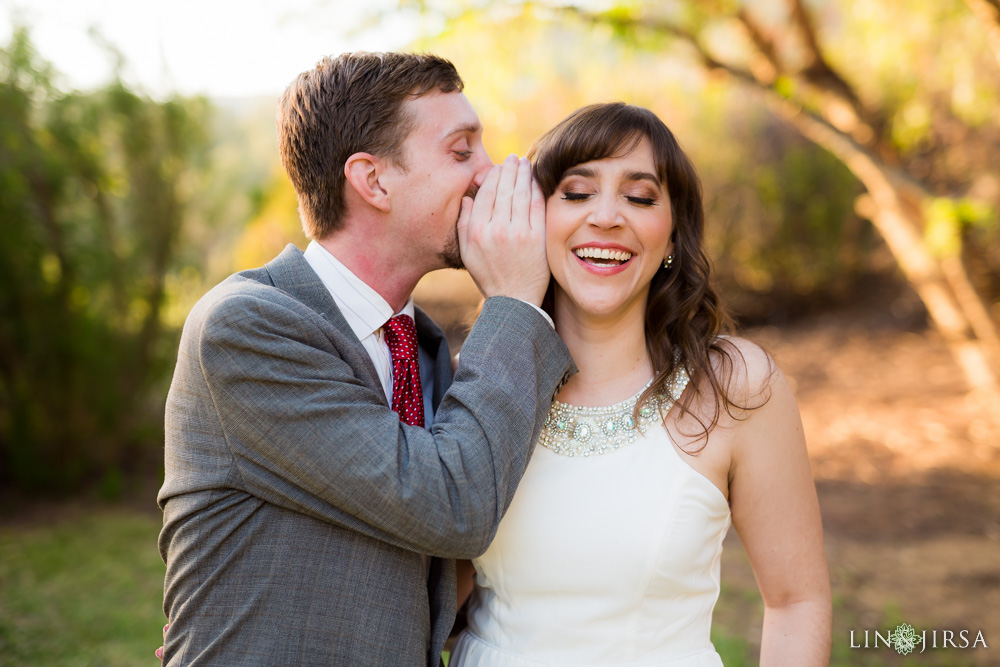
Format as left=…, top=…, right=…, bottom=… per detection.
left=574, top=247, right=633, bottom=266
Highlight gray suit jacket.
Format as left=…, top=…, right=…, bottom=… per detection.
left=158, top=245, right=574, bottom=665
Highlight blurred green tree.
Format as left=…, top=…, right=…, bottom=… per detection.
left=0, top=28, right=212, bottom=493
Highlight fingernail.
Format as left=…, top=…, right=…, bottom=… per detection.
left=155, top=647, right=163, bottom=659
left=163, top=623, right=170, bottom=633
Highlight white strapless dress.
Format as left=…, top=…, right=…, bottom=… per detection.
left=451, top=380, right=731, bottom=666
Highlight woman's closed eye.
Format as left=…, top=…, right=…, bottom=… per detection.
left=561, top=192, right=658, bottom=207
left=453, top=150, right=473, bottom=161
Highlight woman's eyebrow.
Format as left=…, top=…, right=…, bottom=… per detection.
left=624, top=170, right=660, bottom=185
left=562, top=165, right=596, bottom=179
left=562, top=166, right=660, bottom=186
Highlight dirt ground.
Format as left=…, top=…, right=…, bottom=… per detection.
left=714, top=311, right=1000, bottom=665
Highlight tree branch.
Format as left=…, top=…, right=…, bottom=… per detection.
left=559, top=6, right=760, bottom=86
left=965, top=0, right=1000, bottom=67
left=736, top=7, right=780, bottom=82
left=786, top=0, right=861, bottom=108
left=560, top=5, right=912, bottom=183
left=768, top=0, right=888, bottom=151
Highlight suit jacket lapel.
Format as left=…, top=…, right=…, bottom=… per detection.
left=263, top=244, right=386, bottom=403
left=414, top=306, right=453, bottom=411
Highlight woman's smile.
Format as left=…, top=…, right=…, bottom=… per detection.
left=572, top=243, right=636, bottom=274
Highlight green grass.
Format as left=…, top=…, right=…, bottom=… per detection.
left=0, top=508, right=166, bottom=666
left=0, top=506, right=763, bottom=665
left=710, top=631, right=751, bottom=666
left=12, top=507, right=978, bottom=666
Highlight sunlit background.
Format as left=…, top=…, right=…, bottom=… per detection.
left=1, top=1, right=999, bottom=664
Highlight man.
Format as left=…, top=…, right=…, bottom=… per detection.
left=158, top=52, right=574, bottom=665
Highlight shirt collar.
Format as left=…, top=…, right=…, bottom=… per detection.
left=303, top=240, right=415, bottom=341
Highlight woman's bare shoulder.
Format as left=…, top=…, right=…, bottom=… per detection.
left=710, top=335, right=779, bottom=407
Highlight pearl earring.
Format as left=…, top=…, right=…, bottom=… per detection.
left=663, top=254, right=674, bottom=269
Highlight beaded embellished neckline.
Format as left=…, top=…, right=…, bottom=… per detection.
left=539, top=369, right=690, bottom=457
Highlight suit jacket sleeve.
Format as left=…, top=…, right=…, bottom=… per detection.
left=187, top=290, right=573, bottom=559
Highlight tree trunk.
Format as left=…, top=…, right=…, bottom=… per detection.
left=763, top=96, right=999, bottom=391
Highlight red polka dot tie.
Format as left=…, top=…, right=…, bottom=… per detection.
left=383, top=314, right=425, bottom=428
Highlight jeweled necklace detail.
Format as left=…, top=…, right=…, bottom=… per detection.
left=539, top=368, right=690, bottom=457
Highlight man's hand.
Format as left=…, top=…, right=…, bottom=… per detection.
left=155, top=623, right=167, bottom=661
left=457, top=154, right=549, bottom=306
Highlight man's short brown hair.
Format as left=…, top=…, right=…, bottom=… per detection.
left=277, top=52, right=464, bottom=239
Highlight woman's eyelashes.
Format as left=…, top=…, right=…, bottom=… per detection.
left=453, top=150, right=473, bottom=161
left=558, top=190, right=659, bottom=207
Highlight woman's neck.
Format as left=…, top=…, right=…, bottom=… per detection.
left=553, top=295, right=653, bottom=407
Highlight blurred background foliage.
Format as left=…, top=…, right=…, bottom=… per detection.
left=0, top=28, right=275, bottom=494
left=0, top=27, right=208, bottom=494
left=1, top=0, right=998, bottom=496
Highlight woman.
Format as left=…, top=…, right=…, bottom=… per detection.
left=450, top=103, right=831, bottom=665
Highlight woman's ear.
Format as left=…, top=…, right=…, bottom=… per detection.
left=344, top=153, right=391, bottom=213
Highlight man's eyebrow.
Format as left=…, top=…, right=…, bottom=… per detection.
left=442, top=123, right=482, bottom=140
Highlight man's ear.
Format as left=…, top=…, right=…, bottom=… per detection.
left=344, top=153, right=391, bottom=213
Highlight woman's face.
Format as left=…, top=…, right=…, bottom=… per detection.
left=545, top=137, right=673, bottom=324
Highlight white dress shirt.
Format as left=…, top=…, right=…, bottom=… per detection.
left=303, top=240, right=554, bottom=428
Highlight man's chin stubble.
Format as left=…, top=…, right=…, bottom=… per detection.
left=439, top=228, right=464, bottom=270
left=439, top=186, right=478, bottom=270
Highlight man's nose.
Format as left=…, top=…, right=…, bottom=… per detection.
left=477, top=148, right=494, bottom=175
left=471, top=149, right=494, bottom=188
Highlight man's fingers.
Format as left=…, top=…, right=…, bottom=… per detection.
left=461, top=156, right=549, bottom=305
left=529, top=178, right=545, bottom=232
left=491, top=154, right=519, bottom=225
left=469, top=163, right=502, bottom=228
left=511, top=157, right=532, bottom=229
left=157, top=623, right=168, bottom=661
left=456, top=195, right=473, bottom=251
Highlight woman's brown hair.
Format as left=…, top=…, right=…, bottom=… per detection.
left=529, top=103, right=759, bottom=448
